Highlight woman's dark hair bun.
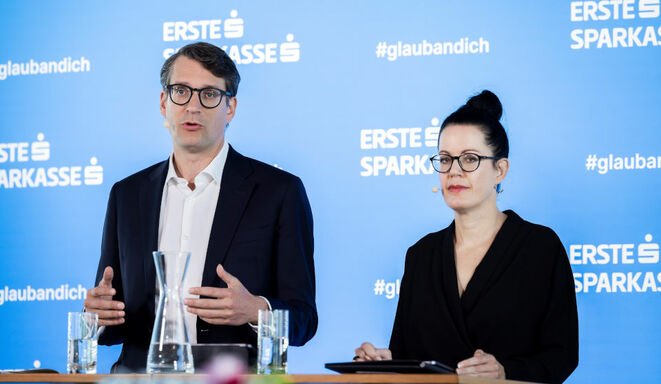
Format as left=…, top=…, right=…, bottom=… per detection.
left=439, top=89, right=509, bottom=159
left=466, top=90, right=502, bottom=121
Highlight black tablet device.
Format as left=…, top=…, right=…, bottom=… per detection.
left=325, top=359, right=455, bottom=374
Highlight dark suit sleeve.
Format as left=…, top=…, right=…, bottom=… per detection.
left=388, top=246, right=414, bottom=358
left=266, top=176, right=317, bottom=346
left=500, top=234, right=579, bottom=384
left=95, top=183, right=127, bottom=346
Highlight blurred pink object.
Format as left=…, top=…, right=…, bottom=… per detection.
left=204, top=355, right=247, bottom=384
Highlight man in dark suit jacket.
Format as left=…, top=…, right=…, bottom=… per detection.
left=83, top=42, right=317, bottom=372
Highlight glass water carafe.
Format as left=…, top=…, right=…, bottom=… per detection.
left=146, top=251, right=194, bottom=373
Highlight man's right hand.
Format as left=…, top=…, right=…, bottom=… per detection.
left=354, top=342, right=392, bottom=361
left=84, top=266, right=125, bottom=326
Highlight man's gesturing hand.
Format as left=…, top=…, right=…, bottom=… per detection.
left=83, top=266, right=125, bottom=326
left=185, top=264, right=269, bottom=326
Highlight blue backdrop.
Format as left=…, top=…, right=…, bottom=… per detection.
left=1, top=1, right=660, bottom=383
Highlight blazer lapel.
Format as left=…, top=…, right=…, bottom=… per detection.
left=140, top=160, right=168, bottom=318
left=438, top=222, right=475, bottom=352
left=201, top=145, right=255, bottom=288
left=460, top=210, right=525, bottom=316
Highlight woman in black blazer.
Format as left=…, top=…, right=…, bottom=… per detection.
left=355, top=91, right=578, bottom=384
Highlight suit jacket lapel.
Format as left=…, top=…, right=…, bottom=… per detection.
left=201, top=145, right=255, bottom=288
left=140, top=160, right=168, bottom=318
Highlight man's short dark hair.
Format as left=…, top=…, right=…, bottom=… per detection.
left=160, top=42, right=240, bottom=97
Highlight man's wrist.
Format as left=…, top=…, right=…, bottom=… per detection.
left=248, top=296, right=272, bottom=330
left=257, top=295, right=271, bottom=311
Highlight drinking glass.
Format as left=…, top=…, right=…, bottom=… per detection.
left=67, top=312, right=98, bottom=374
left=257, top=309, right=288, bottom=374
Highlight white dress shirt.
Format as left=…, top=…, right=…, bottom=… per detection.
left=157, top=143, right=229, bottom=344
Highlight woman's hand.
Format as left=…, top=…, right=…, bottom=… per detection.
left=354, top=342, right=393, bottom=361
left=456, top=349, right=505, bottom=379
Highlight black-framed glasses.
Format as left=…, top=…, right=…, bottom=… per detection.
left=166, top=84, right=232, bottom=109
left=430, top=153, right=501, bottom=173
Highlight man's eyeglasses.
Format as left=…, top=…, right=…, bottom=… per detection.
left=430, top=153, right=501, bottom=173
left=166, top=84, right=232, bottom=109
